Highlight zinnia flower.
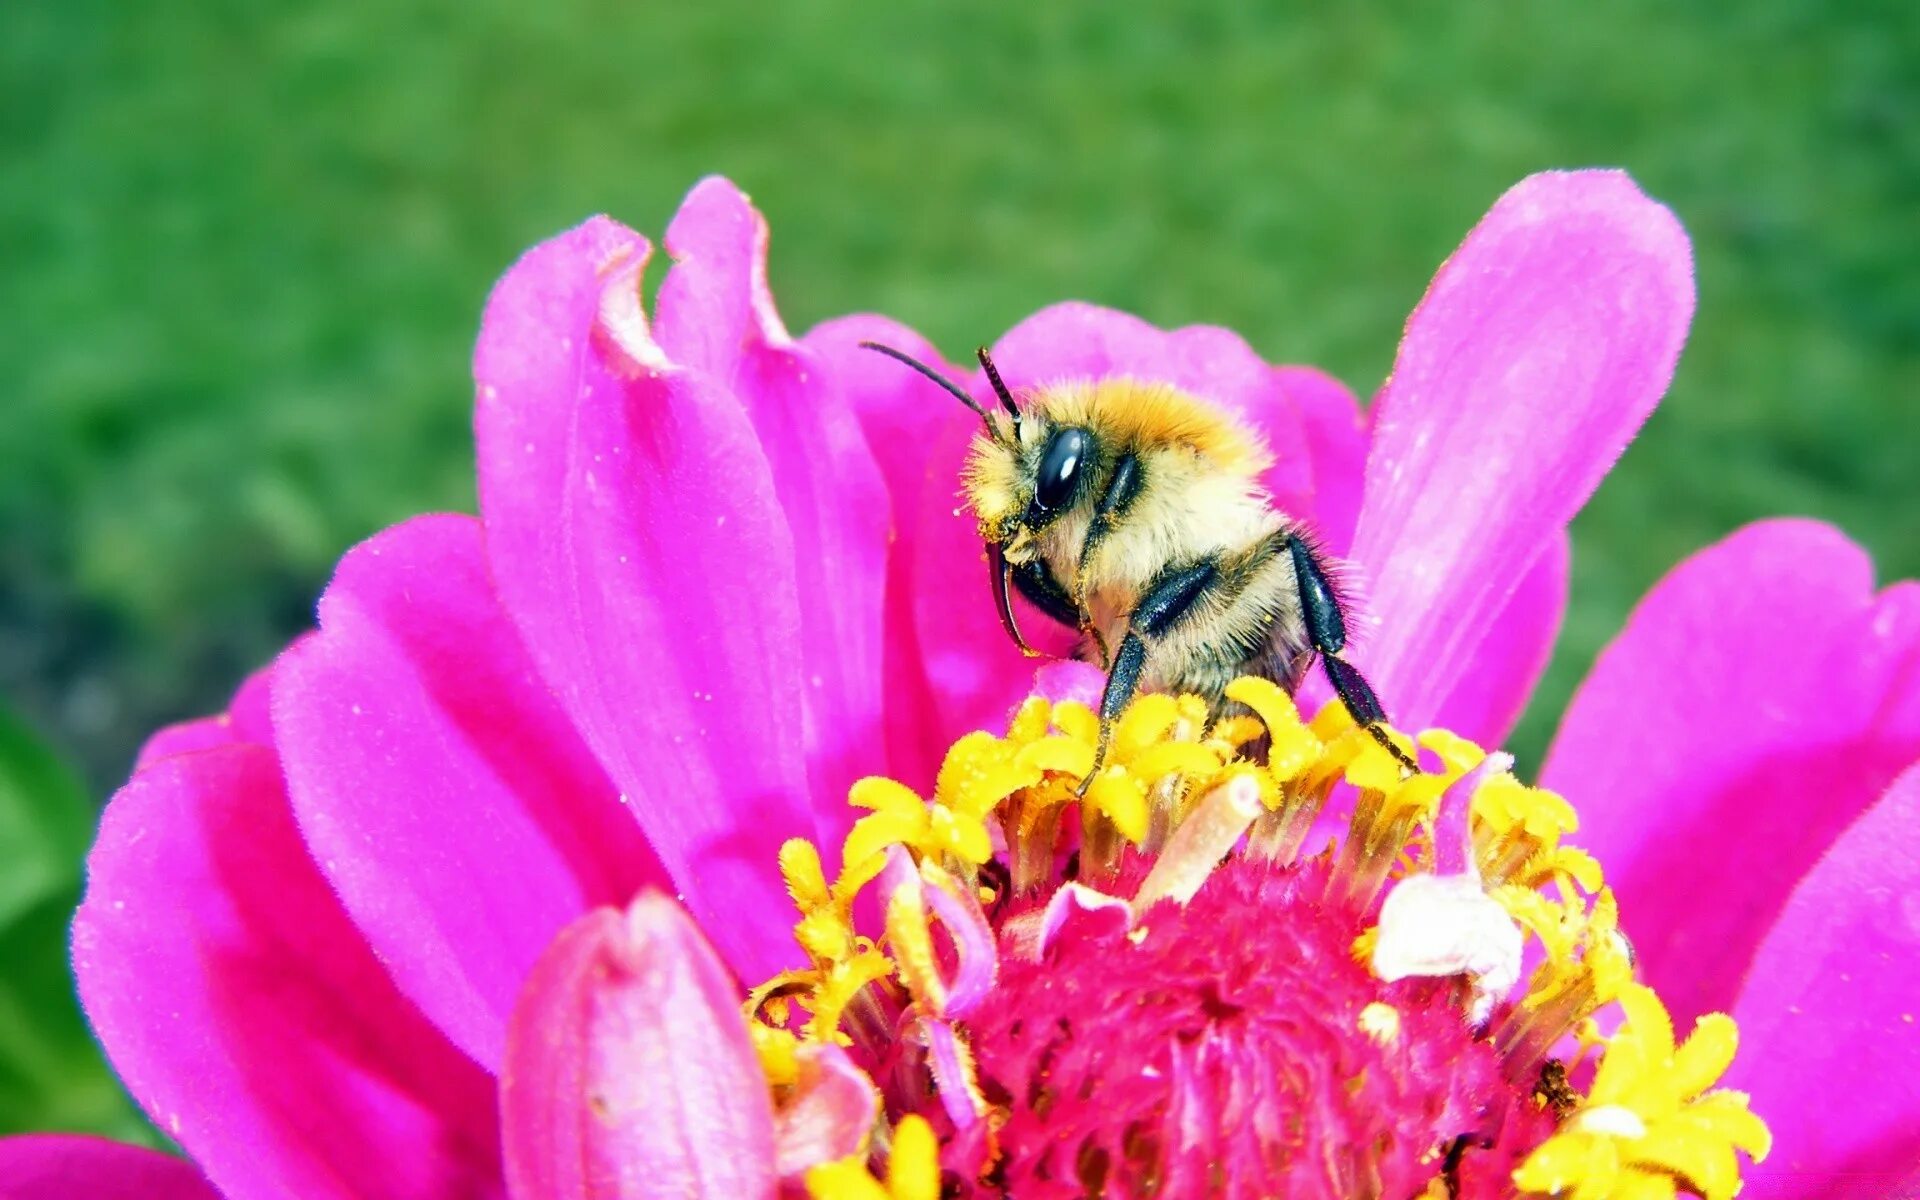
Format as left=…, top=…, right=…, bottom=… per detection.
left=3, top=171, right=1915, bottom=1200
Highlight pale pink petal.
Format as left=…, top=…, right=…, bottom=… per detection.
left=74, top=745, right=503, bottom=1200
left=804, top=314, right=956, bottom=789
left=1275, top=365, right=1369, bottom=556
left=657, top=179, right=892, bottom=837
left=474, top=217, right=811, bottom=982
left=1731, top=762, right=1920, bottom=1198
left=1543, top=519, right=1920, bottom=1024
left=1427, top=531, right=1570, bottom=747
left=273, top=513, right=671, bottom=1070
left=773, top=1044, right=879, bottom=1181
left=920, top=870, right=998, bottom=1017
left=0, top=1135, right=220, bottom=1200
left=501, top=893, right=777, bottom=1200
left=1349, top=170, right=1695, bottom=735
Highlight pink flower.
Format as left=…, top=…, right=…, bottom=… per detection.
left=2, top=172, right=1914, bottom=1199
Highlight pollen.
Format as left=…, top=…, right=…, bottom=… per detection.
left=748, top=680, right=1770, bottom=1199
left=1359, top=1001, right=1403, bottom=1044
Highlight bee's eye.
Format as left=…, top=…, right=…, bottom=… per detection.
left=1034, top=428, right=1093, bottom=512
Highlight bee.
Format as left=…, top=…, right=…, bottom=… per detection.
left=863, top=342, right=1417, bottom=777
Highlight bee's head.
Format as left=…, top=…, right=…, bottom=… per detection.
left=857, top=341, right=1080, bottom=554
left=966, top=414, right=1098, bottom=566
left=861, top=342, right=1099, bottom=653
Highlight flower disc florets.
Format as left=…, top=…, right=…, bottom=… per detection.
left=753, top=679, right=1769, bottom=1199
left=967, top=852, right=1514, bottom=1198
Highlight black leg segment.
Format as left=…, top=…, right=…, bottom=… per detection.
left=1080, top=631, right=1149, bottom=794
left=1096, top=454, right=1144, bottom=521
left=1078, top=559, right=1223, bottom=792
left=1322, top=655, right=1386, bottom=726
left=1288, top=535, right=1347, bottom=655
left=1291, top=534, right=1418, bottom=774
left=1074, top=452, right=1145, bottom=583
left=1134, top=561, right=1218, bottom=636
left=1099, top=631, right=1150, bottom=724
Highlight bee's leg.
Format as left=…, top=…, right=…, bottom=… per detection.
left=1047, top=454, right=1145, bottom=674
left=1076, top=453, right=1144, bottom=573
left=1082, top=621, right=1113, bottom=671
left=1287, top=536, right=1420, bottom=774
left=1079, top=631, right=1148, bottom=795
left=1078, top=560, right=1217, bottom=794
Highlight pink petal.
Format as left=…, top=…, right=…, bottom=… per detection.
left=1296, top=531, right=1569, bottom=746
left=273, top=513, right=671, bottom=1070
left=1031, top=660, right=1105, bottom=711
left=134, top=659, right=281, bottom=768
left=74, top=745, right=503, bottom=1200
left=1349, top=170, right=1695, bottom=735
left=500, top=893, right=777, bottom=1200
left=135, top=715, right=243, bottom=768
left=1275, top=365, right=1368, bottom=557
left=803, top=314, right=957, bottom=789
left=1543, top=519, right=1920, bottom=1024
left=1731, top=762, right=1920, bottom=1198
left=474, top=217, right=811, bottom=983
left=0, top=1135, right=220, bottom=1200
left=1427, top=531, right=1570, bottom=747
left=655, top=180, right=892, bottom=847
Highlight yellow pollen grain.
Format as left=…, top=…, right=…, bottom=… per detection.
left=1358, top=1002, right=1401, bottom=1044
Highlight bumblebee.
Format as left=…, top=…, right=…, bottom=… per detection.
left=864, top=342, right=1417, bottom=776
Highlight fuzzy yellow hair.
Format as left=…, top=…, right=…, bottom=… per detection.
left=963, top=379, right=1272, bottom=536
left=1034, top=380, right=1273, bottom=474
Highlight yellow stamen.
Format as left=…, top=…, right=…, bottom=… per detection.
left=1495, top=887, right=1635, bottom=1078
left=1514, top=984, right=1770, bottom=1200
left=884, top=872, right=944, bottom=1015
left=805, top=1113, right=942, bottom=1200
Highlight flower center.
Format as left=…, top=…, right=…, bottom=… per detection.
left=760, top=680, right=1771, bottom=1199
left=966, top=853, right=1523, bottom=1198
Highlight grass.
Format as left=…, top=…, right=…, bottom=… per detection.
left=1, top=0, right=1915, bottom=1137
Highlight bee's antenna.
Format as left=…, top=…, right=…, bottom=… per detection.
left=975, top=347, right=1022, bottom=421
left=858, top=341, right=995, bottom=429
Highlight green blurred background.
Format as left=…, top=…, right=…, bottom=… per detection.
left=2, top=0, right=1915, bottom=1142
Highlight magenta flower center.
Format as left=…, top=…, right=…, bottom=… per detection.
left=957, top=854, right=1528, bottom=1198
